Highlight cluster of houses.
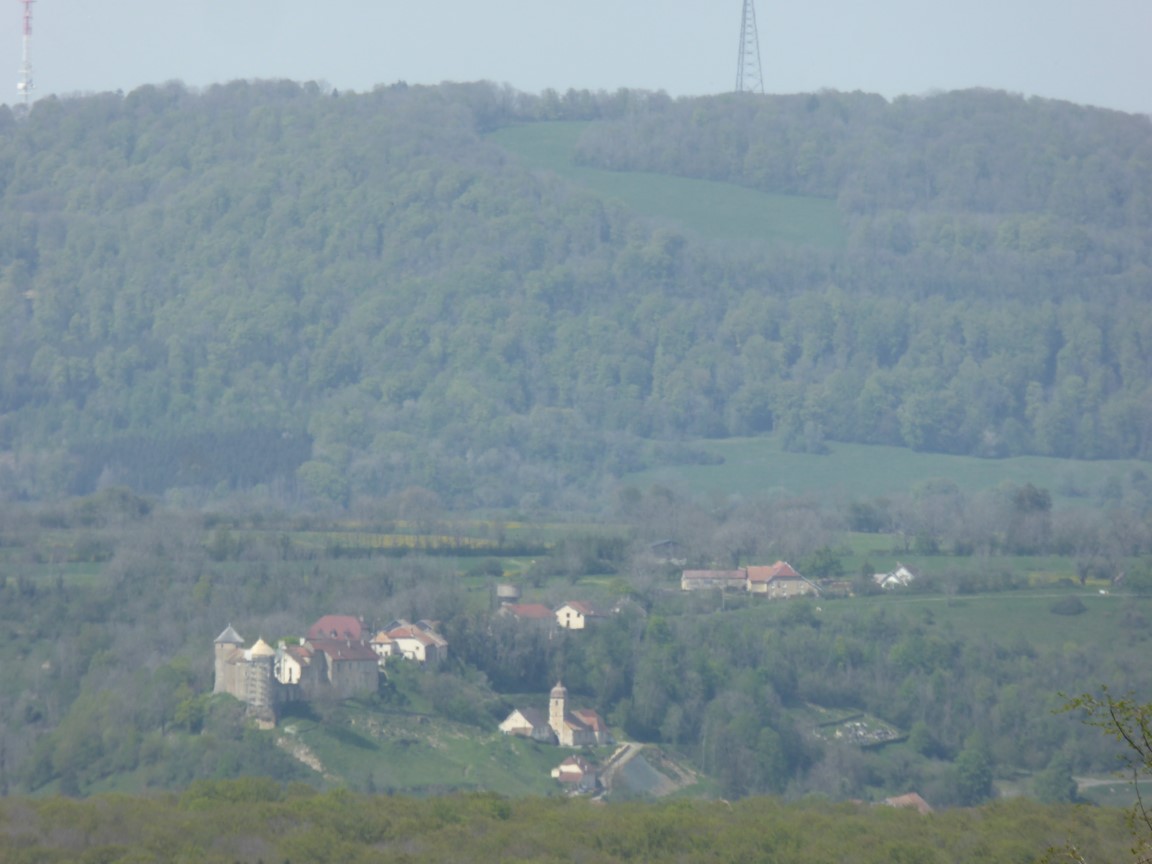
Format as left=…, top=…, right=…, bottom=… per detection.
left=500, top=681, right=614, bottom=793
left=213, top=614, right=448, bottom=725
left=680, top=561, right=821, bottom=598
left=681, top=561, right=919, bottom=597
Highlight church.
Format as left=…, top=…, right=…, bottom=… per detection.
left=499, top=682, right=612, bottom=747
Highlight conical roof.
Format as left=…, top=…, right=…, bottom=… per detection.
left=215, top=624, right=244, bottom=645
left=550, top=681, right=567, bottom=698
left=248, top=638, right=275, bottom=658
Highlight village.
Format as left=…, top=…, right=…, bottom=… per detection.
left=213, top=560, right=919, bottom=795
left=213, top=600, right=624, bottom=793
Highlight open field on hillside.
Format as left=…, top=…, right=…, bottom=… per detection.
left=623, top=435, right=1150, bottom=503
left=489, top=122, right=846, bottom=249
left=283, top=702, right=582, bottom=796
left=728, top=590, right=1152, bottom=653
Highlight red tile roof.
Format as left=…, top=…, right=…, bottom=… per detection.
left=307, top=615, right=363, bottom=642
left=746, top=561, right=802, bottom=582
left=309, top=639, right=378, bottom=662
left=502, top=603, right=554, bottom=620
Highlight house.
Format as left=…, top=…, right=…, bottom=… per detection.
left=873, top=564, right=917, bottom=590
left=680, top=569, right=747, bottom=592
left=499, top=603, right=555, bottom=623
left=498, top=707, right=555, bottom=742
left=369, top=631, right=395, bottom=663
left=555, top=601, right=604, bottom=630
left=306, top=638, right=381, bottom=699
left=383, top=621, right=449, bottom=664
left=499, top=681, right=612, bottom=748
left=746, top=561, right=820, bottom=599
left=883, top=792, right=934, bottom=814
left=551, top=755, right=599, bottom=793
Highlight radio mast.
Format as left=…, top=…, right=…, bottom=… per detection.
left=735, top=0, right=764, bottom=94
left=17, top=0, right=34, bottom=106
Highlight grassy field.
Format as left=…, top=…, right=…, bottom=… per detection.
left=488, top=122, right=846, bottom=250
left=759, top=590, right=1152, bottom=654
left=623, top=435, right=1149, bottom=504
left=286, top=703, right=578, bottom=797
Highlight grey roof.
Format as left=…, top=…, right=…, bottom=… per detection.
left=215, top=624, right=245, bottom=645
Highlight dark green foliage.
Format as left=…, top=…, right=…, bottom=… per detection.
left=1, top=83, right=1151, bottom=508
left=0, top=788, right=1136, bottom=863
left=1050, top=596, right=1088, bottom=616
left=1032, top=753, right=1079, bottom=804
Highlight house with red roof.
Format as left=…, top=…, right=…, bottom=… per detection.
left=499, top=603, right=555, bottom=623
left=371, top=619, right=449, bottom=665
left=551, top=754, right=599, bottom=793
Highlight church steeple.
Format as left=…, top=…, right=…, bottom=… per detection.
left=549, top=681, right=567, bottom=737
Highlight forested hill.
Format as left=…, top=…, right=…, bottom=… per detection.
left=0, top=82, right=1149, bottom=506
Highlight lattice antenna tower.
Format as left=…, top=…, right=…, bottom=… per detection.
left=735, top=0, right=764, bottom=94
left=17, top=0, right=34, bottom=106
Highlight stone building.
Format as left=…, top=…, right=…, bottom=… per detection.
left=213, top=619, right=381, bottom=724
left=500, top=681, right=612, bottom=747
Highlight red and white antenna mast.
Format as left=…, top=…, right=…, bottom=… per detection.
left=17, top=0, right=34, bottom=106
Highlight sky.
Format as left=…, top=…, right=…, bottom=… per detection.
left=2, top=0, right=1150, bottom=115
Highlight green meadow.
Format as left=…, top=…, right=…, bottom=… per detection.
left=623, top=435, right=1148, bottom=504
left=286, top=703, right=571, bottom=796
left=489, top=122, right=846, bottom=249
left=738, top=590, right=1152, bottom=654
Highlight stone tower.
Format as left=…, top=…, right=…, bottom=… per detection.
left=213, top=624, right=245, bottom=696
left=244, top=638, right=277, bottom=726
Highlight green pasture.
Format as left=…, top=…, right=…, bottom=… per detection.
left=290, top=706, right=567, bottom=796
left=623, top=435, right=1150, bottom=504
left=794, top=591, right=1151, bottom=653
left=489, top=122, right=846, bottom=249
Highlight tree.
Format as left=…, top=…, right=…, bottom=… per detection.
left=952, top=742, right=994, bottom=806
left=1033, top=752, right=1078, bottom=804
left=1064, top=689, right=1152, bottom=863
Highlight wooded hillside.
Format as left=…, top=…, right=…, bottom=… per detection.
left=1, top=82, right=1149, bottom=507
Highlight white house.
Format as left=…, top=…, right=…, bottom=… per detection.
left=370, top=619, right=448, bottom=664
left=873, top=564, right=917, bottom=590
left=554, top=601, right=603, bottom=630
left=499, top=707, right=555, bottom=742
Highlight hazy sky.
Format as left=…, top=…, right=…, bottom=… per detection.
left=2, top=0, right=1149, bottom=114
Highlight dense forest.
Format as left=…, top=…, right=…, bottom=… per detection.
left=0, top=782, right=1138, bottom=863
left=0, top=82, right=1150, bottom=508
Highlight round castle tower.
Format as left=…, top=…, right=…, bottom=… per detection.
left=213, top=624, right=245, bottom=696
left=244, top=638, right=277, bottom=724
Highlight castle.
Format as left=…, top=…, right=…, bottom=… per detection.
left=213, top=617, right=380, bottom=725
